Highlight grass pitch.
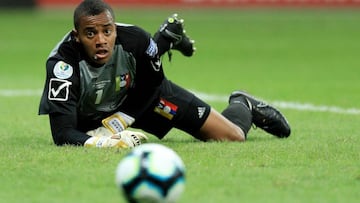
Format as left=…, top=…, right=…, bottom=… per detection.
left=0, top=7, right=359, bottom=203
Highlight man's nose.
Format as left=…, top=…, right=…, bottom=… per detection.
left=96, top=33, right=107, bottom=45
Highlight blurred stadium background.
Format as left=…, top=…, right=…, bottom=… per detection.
left=1, top=0, right=360, bottom=8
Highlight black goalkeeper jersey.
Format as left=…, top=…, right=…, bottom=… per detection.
left=38, top=23, right=165, bottom=145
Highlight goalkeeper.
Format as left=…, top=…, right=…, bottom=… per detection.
left=39, top=0, right=291, bottom=149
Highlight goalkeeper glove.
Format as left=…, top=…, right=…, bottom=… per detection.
left=84, top=127, right=148, bottom=148
left=102, top=111, right=135, bottom=134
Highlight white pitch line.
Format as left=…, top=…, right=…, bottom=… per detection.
left=193, top=90, right=360, bottom=115
left=0, top=89, right=42, bottom=97
left=1, top=89, right=359, bottom=115
left=271, top=100, right=360, bottom=115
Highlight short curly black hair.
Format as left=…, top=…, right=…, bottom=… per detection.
left=73, top=0, right=115, bottom=29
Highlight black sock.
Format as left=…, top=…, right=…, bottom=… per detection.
left=222, top=102, right=252, bottom=137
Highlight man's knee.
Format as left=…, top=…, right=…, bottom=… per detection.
left=194, top=109, right=246, bottom=142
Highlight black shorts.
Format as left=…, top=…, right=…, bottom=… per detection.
left=132, top=79, right=211, bottom=139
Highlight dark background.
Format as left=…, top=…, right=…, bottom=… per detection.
left=0, top=0, right=35, bottom=7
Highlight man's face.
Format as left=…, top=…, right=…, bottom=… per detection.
left=73, top=10, right=116, bottom=65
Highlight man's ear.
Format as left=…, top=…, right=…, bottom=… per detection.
left=72, top=29, right=80, bottom=42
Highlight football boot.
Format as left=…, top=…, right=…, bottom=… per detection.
left=154, top=13, right=195, bottom=57
left=229, top=91, right=291, bottom=138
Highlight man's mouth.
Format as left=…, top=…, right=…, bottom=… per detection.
left=94, top=49, right=109, bottom=60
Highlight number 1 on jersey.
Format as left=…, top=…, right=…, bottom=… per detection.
left=95, top=89, right=103, bottom=104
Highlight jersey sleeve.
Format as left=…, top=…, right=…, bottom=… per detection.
left=38, top=41, right=88, bottom=145
left=39, top=41, right=80, bottom=116
left=49, top=113, right=90, bottom=146
left=115, top=25, right=165, bottom=119
left=38, top=60, right=79, bottom=115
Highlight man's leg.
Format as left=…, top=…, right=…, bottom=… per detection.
left=222, top=97, right=253, bottom=138
left=228, top=91, right=291, bottom=138
left=198, top=108, right=247, bottom=142
left=153, top=14, right=195, bottom=57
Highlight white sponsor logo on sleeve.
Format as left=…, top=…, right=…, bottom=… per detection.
left=48, top=78, right=72, bottom=101
left=145, top=38, right=158, bottom=58
left=150, top=58, right=161, bottom=71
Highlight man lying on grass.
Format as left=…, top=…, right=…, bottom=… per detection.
left=39, top=0, right=290, bottom=148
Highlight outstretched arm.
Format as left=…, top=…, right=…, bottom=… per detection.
left=49, top=113, right=147, bottom=148
left=49, top=113, right=89, bottom=146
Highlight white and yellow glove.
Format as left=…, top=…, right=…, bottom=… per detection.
left=84, top=127, right=148, bottom=149
left=102, top=112, right=135, bottom=134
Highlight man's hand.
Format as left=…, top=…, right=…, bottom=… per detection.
left=102, top=112, right=135, bottom=134
left=84, top=135, right=129, bottom=148
left=84, top=127, right=148, bottom=148
left=117, top=130, right=149, bottom=147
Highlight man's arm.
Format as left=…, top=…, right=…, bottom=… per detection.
left=49, top=113, right=148, bottom=148
left=49, top=113, right=90, bottom=146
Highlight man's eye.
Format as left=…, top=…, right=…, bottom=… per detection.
left=86, top=31, right=95, bottom=38
left=104, top=29, right=112, bottom=35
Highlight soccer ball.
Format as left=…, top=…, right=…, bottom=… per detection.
left=115, top=143, right=186, bottom=203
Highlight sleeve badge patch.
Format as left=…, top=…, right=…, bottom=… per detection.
left=48, top=78, right=72, bottom=101
left=53, top=61, right=73, bottom=79
left=145, top=38, right=158, bottom=58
